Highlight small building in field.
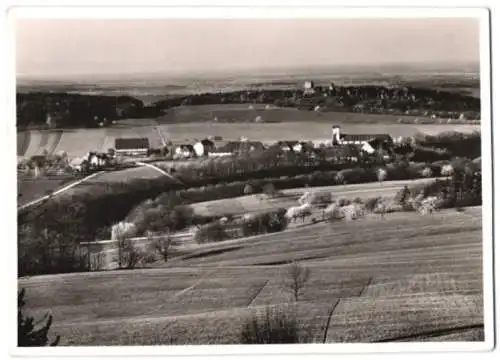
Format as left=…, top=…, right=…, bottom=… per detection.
left=331, top=125, right=393, bottom=154
left=193, top=139, right=216, bottom=157
left=114, top=138, right=150, bottom=157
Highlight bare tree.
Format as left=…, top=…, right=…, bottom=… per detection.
left=117, top=235, right=143, bottom=269
left=282, top=261, right=311, bottom=302
left=89, top=252, right=106, bottom=271
left=151, top=231, right=173, bottom=263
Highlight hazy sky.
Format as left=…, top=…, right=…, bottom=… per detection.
left=16, top=18, right=480, bottom=77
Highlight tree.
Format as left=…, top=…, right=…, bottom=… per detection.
left=243, top=183, right=254, bottom=195
left=421, top=167, right=433, bottom=178
left=151, top=231, right=172, bottom=262
left=282, top=261, right=311, bottom=302
left=118, top=237, right=143, bottom=269
left=441, top=164, right=454, bottom=178
left=376, top=167, right=388, bottom=183
left=18, top=288, right=60, bottom=347
left=262, top=183, right=276, bottom=197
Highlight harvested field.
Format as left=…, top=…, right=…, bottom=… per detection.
left=17, top=126, right=165, bottom=159
left=18, top=207, right=484, bottom=345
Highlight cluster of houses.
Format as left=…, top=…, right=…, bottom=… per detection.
left=69, top=151, right=115, bottom=172
left=108, top=125, right=394, bottom=163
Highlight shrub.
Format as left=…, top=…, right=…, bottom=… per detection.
left=376, top=167, right=388, bottom=182
left=193, top=222, right=230, bottom=244
left=116, top=236, right=144, bottom=269
left=420, top=167, right=433, bottom=178
left=441, top=164, right=454, bottom=177
left=244, top=183, right=254, bottom=195
left=337, top=198, right=351, bottom=207
left=18, top=288, right=60, bottom=346
left=263, top=182, right=277, bottom=197
left=239, top=305, right=308, bottom=344
left=364, top=197, right=381, bottom=212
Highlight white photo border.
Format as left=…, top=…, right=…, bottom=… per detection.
left=5, top=4, right=495, bottom=357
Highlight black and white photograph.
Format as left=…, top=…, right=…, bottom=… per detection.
left=9, top=4, right=495, bottom=355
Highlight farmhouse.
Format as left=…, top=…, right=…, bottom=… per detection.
left=114, top=138, right=150, bottom=157
left=274, top=140, right=300, bottom=152
left=193, top=139, right=216, bottom=157
left=208, top=140, right=266, bottom=157
left=331, top=125, right=393, bottom=154
left=174, top=144, right=196, bottom=158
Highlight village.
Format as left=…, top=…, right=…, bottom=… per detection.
left=17, top=124, right=399, bottom=179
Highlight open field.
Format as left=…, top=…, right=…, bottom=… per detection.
left=18, top=206, right=483, bottom=345
left=17, top=109, right=480, bottom=159
left=156, top=121, right=480, bottom=143
left=17, top=177, right=75, bottom=207
left=157, top=104, right=479, bottom=126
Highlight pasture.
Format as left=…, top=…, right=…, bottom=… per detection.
left=155, top=104, right=478, bottom=127
left=18, top=206, right=483, bottom=345
left=17, top=176, right=77, bottom=207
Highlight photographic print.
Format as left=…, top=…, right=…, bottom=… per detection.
left=12, top=6, right=493, bottom=353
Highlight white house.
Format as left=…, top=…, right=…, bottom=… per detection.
left=193, top=139, right=215, bottom=157
left=331, top=125, right=393, bottom=155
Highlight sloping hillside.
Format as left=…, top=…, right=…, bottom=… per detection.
left=18, top=207, right=484, bottom=345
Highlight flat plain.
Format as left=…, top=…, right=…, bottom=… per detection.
left=19, top=206, right=483, bottom=345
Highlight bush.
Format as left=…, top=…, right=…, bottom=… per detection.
left=244, top=183, right=254, bottom=195
left=364, top=197, right=381, bottom=212
left=239, top=305, right=308, bottom=344
left=263, top=182, right=277, bottom=196
left=193, top=222, right=231, bottom=244
left=18, top=288, right=60, bottom=346
left=240, top=208, right=288, bottom=237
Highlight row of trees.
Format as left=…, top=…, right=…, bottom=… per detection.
left=17, top=93, right=161, bottom=129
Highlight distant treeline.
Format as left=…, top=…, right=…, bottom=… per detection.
left=17, top=83, right=480, bottom=129
left=16, top=92, right=162, bottom=129
left=153, top=85, right=480, bottom=119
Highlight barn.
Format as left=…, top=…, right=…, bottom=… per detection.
left=114, top=138, right=150, bottom=157
left=331, top=125, right=393, bottom=154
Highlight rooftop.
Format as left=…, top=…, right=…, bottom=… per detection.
left=115, top=138, right=150, bottom=150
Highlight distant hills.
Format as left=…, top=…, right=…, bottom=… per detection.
left=17, top=61, right=479, bottom=85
